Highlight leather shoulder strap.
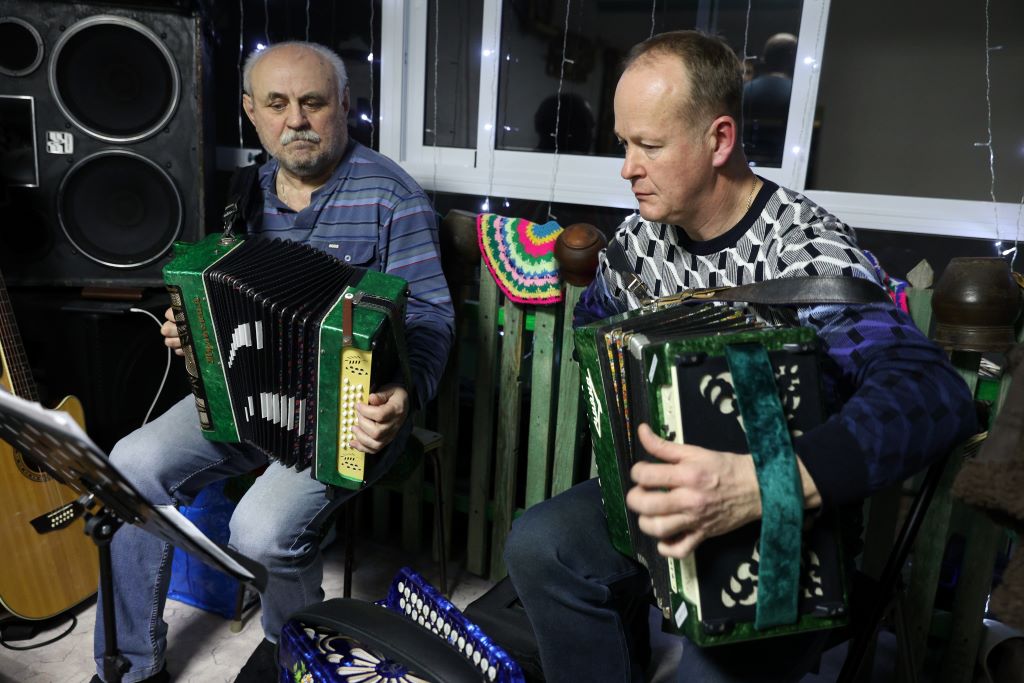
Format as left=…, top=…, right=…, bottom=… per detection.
left=692, top=276, right=892, bottom=306
left=222, top=160, right=265, bottom=236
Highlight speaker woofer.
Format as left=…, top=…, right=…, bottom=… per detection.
left=0, top=17, right=44, bottom=77
left=49, top=15, right=180, bottom=143
left=58, top=150, right=183, bottom=268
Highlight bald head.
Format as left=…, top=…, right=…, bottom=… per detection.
left=622, top=30, right=743, bottom=135
left=762, top=33, right=798, bottom=75
left=241, top=42, right=351, bottom=182
left=243, top=41, right=349, bottom=106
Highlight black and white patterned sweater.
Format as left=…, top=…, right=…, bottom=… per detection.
left=575, top=178, right=977, bottom=506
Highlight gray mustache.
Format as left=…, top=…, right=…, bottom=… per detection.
left=280, top=129, right=321, bottom=145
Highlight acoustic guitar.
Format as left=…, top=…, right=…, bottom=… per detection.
left=0, top=274, right=99, bottom=621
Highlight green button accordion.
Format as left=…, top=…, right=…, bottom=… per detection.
left=163, top=233, right=409, bottom=490
left=575, top=299, right=849, bottom=646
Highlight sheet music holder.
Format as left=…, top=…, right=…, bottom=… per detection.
left=0, top=388, right=267, bottom=682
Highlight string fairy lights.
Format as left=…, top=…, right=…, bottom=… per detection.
left=975, top=0, right=1007, bottom=259
left=481, top=1, right=502, bottom=213
left=431, top=0, right=440, bottom=204
left=237, top=0, right=245, bottom=149
left=546, top=0, right=573, bottom=221
left=742, top=0, right=752, bottom=66
left=368, top=0, right=377, bottom=149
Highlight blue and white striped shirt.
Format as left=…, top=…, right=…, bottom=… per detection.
left=251, top=140, right=454, bottom=411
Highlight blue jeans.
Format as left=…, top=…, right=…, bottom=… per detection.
left=503, top=478, right=830, bottom=683
left=93, top=396, right=409, bottom=682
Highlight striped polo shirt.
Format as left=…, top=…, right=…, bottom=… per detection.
left=250, top=140, right=455, bottom=411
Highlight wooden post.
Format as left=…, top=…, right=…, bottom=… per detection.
left=488, top=299, right=526, bottom=581
left=524, top=306, right=557, bottom=508
left=466, top=268, right=500, bottom=576
left=551, top=224, right=605, bottom=497
left=436, top=209, right=479, bottom=562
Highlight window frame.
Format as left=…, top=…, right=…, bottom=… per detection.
left=380, top=0, right=1017, bottom=242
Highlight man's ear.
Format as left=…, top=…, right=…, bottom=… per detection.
left=708, top=115, right=739, bottom=168
left=340, top=86, right=351, bottom=119
left=242, top=93, right=256, bottom=126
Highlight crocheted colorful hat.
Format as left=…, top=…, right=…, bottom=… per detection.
left=477, top=213, right=563, bottom=305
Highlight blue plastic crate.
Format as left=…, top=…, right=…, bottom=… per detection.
left=168, top=480, right=242, bottom=619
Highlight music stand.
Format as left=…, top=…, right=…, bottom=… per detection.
left=0, top=389, right=267, bottom=683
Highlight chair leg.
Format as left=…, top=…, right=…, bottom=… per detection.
left=427, top=448, right=448, bottom=597
left=891, top=592, right=919, bottom=683
left=837, top=456, right=947, bottom=682
left=230, top=583, right=247, bottom=633
left=343, top=504, right=355, bottom=599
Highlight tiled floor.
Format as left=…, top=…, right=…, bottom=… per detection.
left=0, top=537, right=495, bottom=683
left=3, top=532, right=995, bottom=683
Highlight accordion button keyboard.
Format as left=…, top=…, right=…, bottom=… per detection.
left=337, top=346, right=373, bottom=483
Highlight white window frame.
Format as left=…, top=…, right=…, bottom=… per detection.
left=380, top=0, right=1019, bottom=243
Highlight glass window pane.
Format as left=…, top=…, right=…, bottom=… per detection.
left=808, top=0, right=1024, bottom=202
left=493, top=0, right=803, bottom=166
left=424, top=0, right=483, bottom=148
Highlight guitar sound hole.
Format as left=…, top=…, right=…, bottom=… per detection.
left=15, top=451, right=49, bottom=482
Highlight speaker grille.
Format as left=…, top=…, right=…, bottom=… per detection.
left=0, top=17, right=44, bottom=77
left=58, top=150, right=183, bottom=268
left=49, top=15, right=180, bottom=143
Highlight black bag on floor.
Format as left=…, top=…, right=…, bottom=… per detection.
left=464, top=577, right=546, bottom=683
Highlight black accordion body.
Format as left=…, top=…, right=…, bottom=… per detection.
left=575, top=299, right=849, bottom=646
left=163, top=233, right=409, bottom=489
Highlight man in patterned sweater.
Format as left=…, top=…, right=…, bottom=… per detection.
left=91, top=43, right=454, bottom=683
left=503, top=30, right=977, bottom=682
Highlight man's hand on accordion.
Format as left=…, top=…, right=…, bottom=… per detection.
left=349, top=383, right=410, bottom=454
left=161, top=307, right=184, bottom=356
left=625, top=423, right=822, bottom=560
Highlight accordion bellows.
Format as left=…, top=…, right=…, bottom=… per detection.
left=575, top=300, right=849, bottom=646
left=164, top=234, right=408, bottom=489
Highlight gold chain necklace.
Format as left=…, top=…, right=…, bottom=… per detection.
left=744, top=176, right=760, bottom=213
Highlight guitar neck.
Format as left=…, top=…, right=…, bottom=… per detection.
left=0, top=271, right=40, bottom=402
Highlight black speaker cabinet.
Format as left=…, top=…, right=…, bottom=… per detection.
left=0, top=1, right=212, bottom=287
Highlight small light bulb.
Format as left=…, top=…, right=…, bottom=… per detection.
left=256, top=43, right=266, bottom=51
left=367, top=52, right=374, bottom=62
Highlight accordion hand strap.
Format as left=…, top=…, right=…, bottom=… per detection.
left=725, top=342, right=804, bottom=630
left=354, top=292, right=415, bottom=408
